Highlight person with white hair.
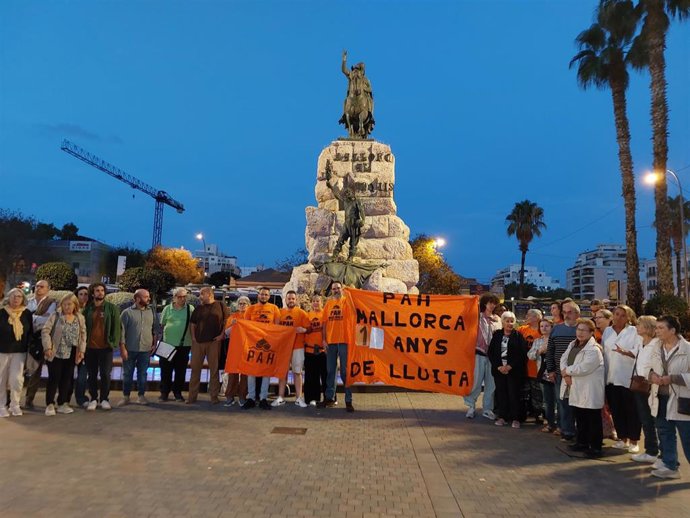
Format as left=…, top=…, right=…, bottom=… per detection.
left=0, top=288, right=33, bottom=417
left=488, top=311, right=528, bottom=429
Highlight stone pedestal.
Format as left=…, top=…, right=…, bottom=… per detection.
left=285, top=139, right=419, bottom=296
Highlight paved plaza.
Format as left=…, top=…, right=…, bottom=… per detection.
left=4, top=391, right=689, bottom=518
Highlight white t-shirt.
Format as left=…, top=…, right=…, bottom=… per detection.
left=602, top=325, right=641, bottom=387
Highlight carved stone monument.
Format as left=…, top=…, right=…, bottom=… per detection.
left=284, top=139, right=419, bottom=295
left=283, top=52, right=419, bottom=295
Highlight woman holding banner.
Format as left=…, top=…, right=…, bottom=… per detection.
left=304, top=295, right=326, bottom=406
left=488, top=311, right=527, bottom=429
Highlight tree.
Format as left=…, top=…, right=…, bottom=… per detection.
left=645, top=293, right=690, bottom=333
left=505, top=200, right=546, bottom=299
left=635, top=0, right=690, bottom=295
left=655, top=195, right=690, bottom=296
left=59, top=222, right=80, bottom=240
left=35, top=262, right=78, bottom=291
left=569, top=0, right=644, bottom=313
left=118, top=267, right=175, bottom=299
left=410, top=235, right=464, bottom=294
left=146, top=246, right=203, bottom=285
left=209, top=271, right=231, bottom=287
left=274, top=248, right=308, bottom=272
left=106, top=245, right=147, bottom=280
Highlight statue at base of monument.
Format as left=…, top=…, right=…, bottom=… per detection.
left=325, top=160, right=365, bottom=260
left=339, top=50, right=375, bottom=139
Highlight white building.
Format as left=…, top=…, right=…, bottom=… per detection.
left=491, top=264, right=561, bottom=293
left=193, top=244, right=240, bottom=277
left=641, top=256, right=688, bottom=300
left=566, top=244, right=630, bottom=302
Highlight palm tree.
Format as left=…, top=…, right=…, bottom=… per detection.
left=655, top=196, right=690, bottom=295
left=505, top=200, right=546, bottom=299
left=569, top=0, right=644, bottom=313
left=635, top=0, right=690, bottom=295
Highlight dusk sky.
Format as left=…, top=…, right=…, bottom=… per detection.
left=1, top=0, right=689, bottom=285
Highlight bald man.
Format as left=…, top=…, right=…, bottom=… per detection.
left=118, top=289, right=160, bottom=406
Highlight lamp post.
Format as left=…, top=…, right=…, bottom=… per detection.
left=645, top=169, right=688, bottom=301
left=195, top=233, right=208, bottom=278
left=195, top=232, right=207, bottom=252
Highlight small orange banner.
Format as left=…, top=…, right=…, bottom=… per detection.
left=344, top=288, right=478, bottom=395
left=225, top=319, right=296, bottom=377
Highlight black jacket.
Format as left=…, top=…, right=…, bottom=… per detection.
left=487, top=329, right=527, bottom=378
left=0, top=308, right=33, bottom=354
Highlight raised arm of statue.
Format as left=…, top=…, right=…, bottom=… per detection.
left=324, top=160, right=343, bottom=201
left=341, top=50, right=350, bottom=78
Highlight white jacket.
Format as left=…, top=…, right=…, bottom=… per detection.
left=560, top=337, right=605, bottom=409
left=602, top=325, right=641, bottom=387
left=647, top=337, right=690, bottom=421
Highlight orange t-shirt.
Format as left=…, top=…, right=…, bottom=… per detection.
left=323, top=298, right=347, bottom=345
left=225, top=310, right=244, bottom=330
left=243, top=302, right=281, bottom=324
left=305, top=310, right=324, bottom=353
left=518, top=324, right=541, bottom=378
left=279, top=306, right=310, bottom=350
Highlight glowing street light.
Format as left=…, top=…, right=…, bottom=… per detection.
left=434, top=237, right=446, bottom=249
left=644, top=169, right=688, bottom=301
left=195, top=232, right=207, bottom=252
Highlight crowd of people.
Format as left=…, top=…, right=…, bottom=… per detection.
left=0, top=280, right=355, bottom=420
left=464, top=293, right=690, bottom=480
left=1, top=282, right=689, bottom=479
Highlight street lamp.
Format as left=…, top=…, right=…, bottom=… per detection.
left=195, top=232, right=207, bottom=252
left=434, top=237, right=446, bottom=249
left=644, top=169, right=688, bottom=301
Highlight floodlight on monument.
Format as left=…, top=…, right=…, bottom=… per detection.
left=434, top=238, right=446, bottom=249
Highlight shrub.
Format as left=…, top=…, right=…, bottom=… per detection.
left=106, top=291, right=135, bottom=310
left=118, top=267, right=175, bottom=298
left=644, top=294, right=690, bottom=333
left=35, top=262, right=78, bottom=291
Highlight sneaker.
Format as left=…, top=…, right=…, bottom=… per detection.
left=9, top=406, right=23, bottom=416
left=224, top=399, right=236, bottom=407
left=466, top=407, right=476, bottom=419
left=23, top=401, right=34, bottom=410
left=87, top=400, right=98, bottom=411
left=494, top=418, right=506, bottom=426
left=81, top=401, right=90, bottom=409
left=317, top=399, right=337, bottom=408
left=210, top=398, right=221, bottom=405
left=100, top=400, right=112, bottom=411
left=295, top=397, right=308, bottom=408
left=158, top=395, right=169, bottom=402
left=346, top=402, right=355, bottom=413
left=45, top=404, right=56, bottom=416
left=136, top=395, right=149, bottom=405
left=57, top=403, right=74, bottom=414
left=652, top=458, right=666, bottom=470
left=628, top=443, right=640, bottom=454
left=612, top=440, right=629, bottom=450
left=117, top=397, right=130, bottom=408
left=271, top=396, right=285, bottom=407
left=258, top=399, right=272, bottom=410
left=651, top=467, right=681, bottom=480
left=560, top=435, right=576, bottom=443
left=511, top=420, right=520, bottom=429
left=174, top=394, right=185, bottom=402
left=482, top=410, right=496, bottom=420
left=309, top=400, right=317, bottom=407
left=0, top=407, right=9, bottom=418
left=632, top=453, right=658, bottom=463
left=241, top=399, right=256, bottom=410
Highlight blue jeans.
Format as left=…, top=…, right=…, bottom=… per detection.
left=73, top=362, right=88, bottom=406
left=247, top=376, right=268, bottom=401
left=463, top=353, right=494, bottom=412
left=556, top=375, right=576, bottom=437
left=326, top=343, right=351, bottom=403
left=122, top=351, right=150, bottom=397
left=656, top=394, right=690, bottom=470
left=634, top=391, right=659, bottom=457
left=541, top=381, right=558, bottom=428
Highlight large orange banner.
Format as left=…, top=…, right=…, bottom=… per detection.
left=344, top=288, right=478, bottom=395
left=225, top=319, right=295, bottom=377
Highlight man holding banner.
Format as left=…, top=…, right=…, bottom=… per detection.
left=273, top=291, right=310, bottom=408
left=319, top=282, right=354, bottom=412
left=463, top=293, right=501, bottom=420
left=241, top=288, right=281, bottom=410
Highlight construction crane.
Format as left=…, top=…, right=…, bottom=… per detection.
left=60, top=139, right=185, bottom=248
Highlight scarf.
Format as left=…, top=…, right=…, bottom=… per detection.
left=4, top=306, right=26, bottom=341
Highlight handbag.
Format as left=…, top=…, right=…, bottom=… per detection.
left=629, top=352, right=650, bottom=394
left=678, top=396, right=690, bottom=416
